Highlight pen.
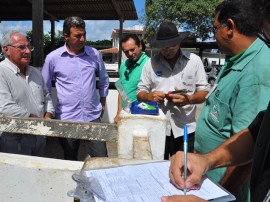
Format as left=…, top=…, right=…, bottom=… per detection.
left=183, top=124, right=188, bottom=195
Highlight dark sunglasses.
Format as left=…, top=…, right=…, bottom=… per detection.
left=124, top=62, right=136, bottom=81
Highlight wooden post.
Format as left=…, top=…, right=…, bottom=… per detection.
left=32, top=0, right=44, bottom=67
left=118, top=17, right=124, bottom=70
left=50, top=19, right=55, bottom=51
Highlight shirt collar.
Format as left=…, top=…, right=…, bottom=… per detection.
left=3, top=58, right=28, bottom=75
left=160, top=49, right=190, bottom=61
left=127, top=52, right=147, bottom=68
left=231, top=37, right=264, bottom=71
left=176, top=51, right=191, bottom=65
left=181, top=51, right=191, bottom=60
left=61, top=43, right=88, bottom=56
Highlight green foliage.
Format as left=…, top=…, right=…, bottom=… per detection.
left=26, top=30, right=65, bottom=56
left=26, top=31, right=112, bottom=56
left=143, top=0, right=223, bottom=41
left=86, top=39, right=112, bottom=46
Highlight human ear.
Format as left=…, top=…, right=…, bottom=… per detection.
left=226, top=19, right=235, bottom=36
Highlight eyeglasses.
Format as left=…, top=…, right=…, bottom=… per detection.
left=213, top=24, right=226, bottom=34
left=124, top=63, right=136, bottom=81
left=7, top=44, right=34, bottom=52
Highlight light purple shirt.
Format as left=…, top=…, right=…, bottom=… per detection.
left=42, top=45, right=109, bottom=122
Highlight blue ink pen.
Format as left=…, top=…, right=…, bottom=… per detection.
left=183, top=125, right=188, bottom=195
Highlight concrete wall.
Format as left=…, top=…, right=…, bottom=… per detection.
left=0, top=153, right=83, bottom=202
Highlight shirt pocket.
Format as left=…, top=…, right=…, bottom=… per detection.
left=30, top=82, right=45, bottom=105
left=207, top=94, right=230, bottom=130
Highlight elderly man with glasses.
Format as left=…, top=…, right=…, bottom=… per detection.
left=137, top=22, right=209, bottom=160
left=0, top=31, right=54, bottom=156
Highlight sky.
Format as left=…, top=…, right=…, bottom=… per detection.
left=0, top=0, right=146, bottom=42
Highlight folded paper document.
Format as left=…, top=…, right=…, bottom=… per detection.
left=84, top=161, right=235, bottom=202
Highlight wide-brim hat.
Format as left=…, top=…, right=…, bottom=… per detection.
left=149, top=22, right=190, bottom=48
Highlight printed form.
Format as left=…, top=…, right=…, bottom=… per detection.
left=86, top=161, right=230, bottom=202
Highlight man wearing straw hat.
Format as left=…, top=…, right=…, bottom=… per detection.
left=137, top=22, right=209, bottom=160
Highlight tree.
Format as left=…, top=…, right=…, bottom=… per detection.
left=26, top=30, right=65, bottom=58
left=26, top=31, right=112, bottom=57
left=142, top=0, right=223, bottom=41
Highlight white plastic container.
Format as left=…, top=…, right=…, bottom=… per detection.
left=117, top=109, right=168, bottom=160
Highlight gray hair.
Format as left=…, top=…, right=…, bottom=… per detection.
left=1, top=31, right=27, bottom=56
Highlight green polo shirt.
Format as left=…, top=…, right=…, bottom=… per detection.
left=119, top=52, right=150, bottom=107
left=195, top=38, right=270, bottom=183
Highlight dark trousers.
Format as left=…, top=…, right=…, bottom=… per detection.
left=164, top=131, right=195, bottom=160
left=0, top=133, right=45, bottom=157
left=59, top=118, right=108, bottom=160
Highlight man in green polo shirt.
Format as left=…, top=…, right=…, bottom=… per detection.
left=194, top=0, right=270, bottom=201
left=114, top=34, right=150, bottom=124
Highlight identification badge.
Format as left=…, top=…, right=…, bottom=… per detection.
left=205, top=84, right=218, bottom=99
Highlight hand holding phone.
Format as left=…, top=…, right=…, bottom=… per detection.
left=167, top=89, right=192, bottom=96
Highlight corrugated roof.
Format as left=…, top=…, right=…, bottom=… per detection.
left=0, top=0, right=138, bottom=21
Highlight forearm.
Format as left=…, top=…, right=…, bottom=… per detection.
left=188, top=90, right=208, bottom=104
left=44, top=112, right=54, bottom=119
left=162, top=195, right=207, bottom=202
left=29, top=113, right=39, bottom=118
left=0, top=102, right=30, bottom=117
left=137, top=90, right=165, bottom=104
left=220, top=163, right=252, bottom=191
left=205, top=128, right=254, bottom=170
left=137, top=91, right=153, bottom=102
left=116, top=94, right=122, bottom=114
left=100, top=97, right=106, bottom=108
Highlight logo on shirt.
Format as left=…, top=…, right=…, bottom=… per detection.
left=182, top=81, right=193, bottom=87
left=209, top=103, right=219, bottom=123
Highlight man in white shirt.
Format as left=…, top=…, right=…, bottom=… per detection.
left=137, top=22, right=209, bottom=160
left=0, top=31, right=54, bottom=156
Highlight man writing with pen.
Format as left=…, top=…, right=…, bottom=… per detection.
left=162, top=0, right=270, bottom=201
left=137, top=22, right=209, bottom=160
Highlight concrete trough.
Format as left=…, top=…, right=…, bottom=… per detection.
left=0, top=152, right=83, bottom=202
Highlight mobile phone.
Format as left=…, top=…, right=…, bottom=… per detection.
left=169, top=89, right=192, bottom=94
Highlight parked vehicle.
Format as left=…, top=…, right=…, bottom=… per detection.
left=207, top=65, right=222, bottom=85
left=0, top=52, right=4, bottom=62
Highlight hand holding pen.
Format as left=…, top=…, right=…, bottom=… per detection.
left=169, top=151, right=206, bottom=192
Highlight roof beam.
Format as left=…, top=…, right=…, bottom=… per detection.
left=26, top=0, right=58, bottom=21
left=111, top=0, right=123, bottom=19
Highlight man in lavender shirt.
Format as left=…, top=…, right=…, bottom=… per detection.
left=42, top=16, right=109, bottom=160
